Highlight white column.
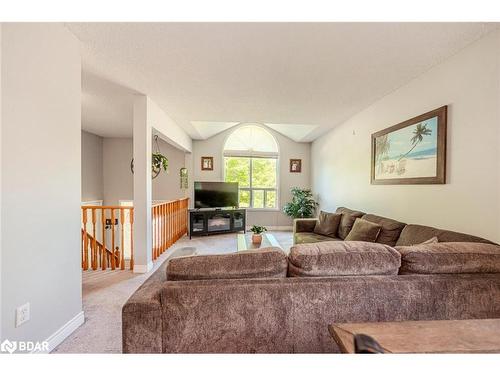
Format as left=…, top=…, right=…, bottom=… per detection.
left=133, top=95, right=153, bottom=273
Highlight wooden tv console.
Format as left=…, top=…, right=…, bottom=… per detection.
left=188, top=208, right=246, bottom=239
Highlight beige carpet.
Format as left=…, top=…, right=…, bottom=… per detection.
left=53, top=231, right=293, bottom=353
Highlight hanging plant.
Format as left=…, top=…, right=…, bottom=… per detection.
left=130, top=135, right=169, bottom=179
left=153, top=153, right=169, bottom=173
left=180, top=167, right=188, bottom=189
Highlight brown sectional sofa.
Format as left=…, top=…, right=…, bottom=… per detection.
left=293, top=206, right=495, bottom=247
left=123, top=207, right=500, bottom=353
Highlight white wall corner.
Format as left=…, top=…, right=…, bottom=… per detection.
left=133, top=95, right=153, bottom=270
left=146, top=97, right=192, bottom=153
left=0, top=22, right=3, bottom=341
left=133, top=261, right=154, bottom=274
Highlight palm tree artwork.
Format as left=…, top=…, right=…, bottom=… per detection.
left=398, top=122, right=432, bottom=161
left=375, top=134, right=390, bottom=174
left=372, top=108, right=445, bottom=183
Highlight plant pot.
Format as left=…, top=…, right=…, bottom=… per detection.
left=252, top=234, right=262, bottom=245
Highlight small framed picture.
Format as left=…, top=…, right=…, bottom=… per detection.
left=290, top=159, right=302, bottom=173
left=201, top=156, right=214, bottom=171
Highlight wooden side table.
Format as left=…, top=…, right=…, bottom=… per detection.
left=329, top=319, right=500, bottom=353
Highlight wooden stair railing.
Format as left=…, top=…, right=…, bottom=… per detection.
left=82, top=198, right=188, bottom=271
left=81, top=229, right=120, bottom=270
left=81, top=205, right=134, bottom=271
left=152, top=198, right=189, bottom=261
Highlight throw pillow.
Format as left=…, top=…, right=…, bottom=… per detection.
left=345, top=218, right=381, bottom=242
left=335, top=207, right=365, bottom=239
left=313, top=211, right=342, bottom=237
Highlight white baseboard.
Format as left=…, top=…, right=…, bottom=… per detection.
left=33, top=311, right=85, bottom=353
left=272, top=226, right=293, bottom=231
left=133, top=261, right=153, bottom=274
left=246, top=225, right=292, bottom=231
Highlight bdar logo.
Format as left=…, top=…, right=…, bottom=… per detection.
left=1, top=339, right=17, bottom=354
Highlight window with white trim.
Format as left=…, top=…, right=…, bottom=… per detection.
left=223, top=125, right=279, bottom=209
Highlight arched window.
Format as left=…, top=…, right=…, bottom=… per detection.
left=224, top=125, right=279, bottom=209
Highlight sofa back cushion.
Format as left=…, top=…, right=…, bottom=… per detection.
left=396, top=242, right=500, bottom=274
left=335, top=207, right=365, bottom=239
left=313, top=211, right=342, bottom=237
left=395, top=224, right=496, bottom=246
left=166, top=247, right=287, bottom=281
left=288, top=241, right=401, bottom=277
left=361, top=214, right=406, bottom=246
left=344, top=218, right=381, bottom=242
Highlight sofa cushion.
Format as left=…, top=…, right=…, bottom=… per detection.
left=344, top=218, right=381, bottom=242
left=166, top=247, right=287, bottom=281
left=294, top=218, right=318, bottom=233
left=294, top=232, right=341, bottom=245
left=396, top=242, right=500, bottom=275
left=313, top=211, right=342, bottom=237
left=395, top=224, right=496, bottom=246
left=361, top=214, right=406, bottom=246
left=420, top=236, right=439, bottom=245
left=288, top=241, right=401, bottom=277
left=335, top=207, right=365, bottom=239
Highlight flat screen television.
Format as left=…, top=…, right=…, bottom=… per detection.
left=194, top=181, right=239, bottom=208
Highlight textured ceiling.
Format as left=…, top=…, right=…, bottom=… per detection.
left=71, top=22, right=498, bottom=141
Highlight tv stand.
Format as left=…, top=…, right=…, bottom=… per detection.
left=189, top=208, right=246, bottom=239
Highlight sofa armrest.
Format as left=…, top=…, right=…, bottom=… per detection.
left=122, top=290, right=162, bottom=353
left=293, top=218, right=318, bottom=234
left=122, top=262, right=168, bottom=353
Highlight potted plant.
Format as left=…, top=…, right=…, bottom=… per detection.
left=250, top=225, right=267, bottom=245
left=283, top=187, right=318, bottom=218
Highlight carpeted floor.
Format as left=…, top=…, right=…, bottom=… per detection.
left=52, top=231, right=293, bottom=353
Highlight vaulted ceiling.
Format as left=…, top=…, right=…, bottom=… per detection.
left=70, top=22, right=497, bottom=141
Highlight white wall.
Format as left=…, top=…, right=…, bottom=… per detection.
left=0, top=23, right=3, bottom=341
left=81, top=130, right=103, bottom=202
left=312, top=30, right=500, bottom=243
left=192, top=124, right=311, bottom=228
left=1, top=24, right=82, bottom=344
left=103, top=138, right=134, bottom=205
left=102, top=137, right=186, bottom=205
left=152, top=138, right=187, bottom=201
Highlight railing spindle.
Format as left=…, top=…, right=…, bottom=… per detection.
left=153, top=206, right=158, bottom=260
left=111, top=208, right=116, bottom=270
left=130, top=208, right=134, bottom=270
left=82, top=208, right=88, bottom=270
left=162, top=204, right=166, bottom=253
left=92, top=209, right=97, bottom=270
left=120, top=208, right=125, bottom=270
left=101, top=208, right=107, bottom=270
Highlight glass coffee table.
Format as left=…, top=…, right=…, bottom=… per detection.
left=237, top=233, right=281, bottom=251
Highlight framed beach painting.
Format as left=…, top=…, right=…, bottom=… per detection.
left=371, top=106, right=447, bottom=185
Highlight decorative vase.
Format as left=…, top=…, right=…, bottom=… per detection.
left=252, top=234, right=262, bottom=245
